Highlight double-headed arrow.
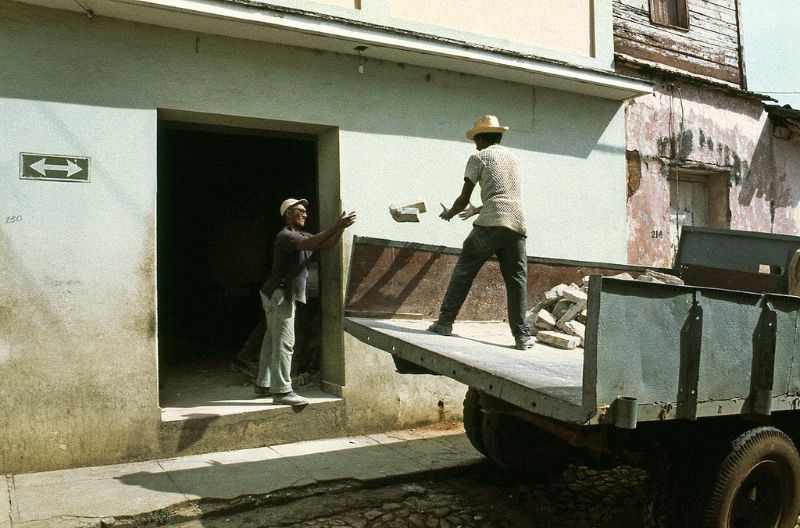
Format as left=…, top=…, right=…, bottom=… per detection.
left=30, top=158, right=83, bottom=178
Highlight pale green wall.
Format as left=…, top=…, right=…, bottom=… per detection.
left=0, top=0, right=626, bottom=472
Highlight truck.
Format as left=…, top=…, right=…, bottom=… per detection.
left=343, top=227, right=800, bottom=528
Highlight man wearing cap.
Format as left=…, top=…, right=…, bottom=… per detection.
left=429, top=115, right=532, bottom=350
left=257, top=198, right=357, bottom=405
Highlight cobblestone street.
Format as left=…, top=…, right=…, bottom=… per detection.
left=283, top=464, right=654, bottom=528
left=159, top=462, right=657, bottom=528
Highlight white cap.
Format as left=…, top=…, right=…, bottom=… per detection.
left=279, top=198, right=309, bottom=216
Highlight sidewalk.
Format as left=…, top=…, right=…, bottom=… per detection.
left=2, top=426, right=482, bottom=528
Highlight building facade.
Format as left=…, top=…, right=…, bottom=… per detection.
left=616, top=0, right=800, bottom=266
left=0, top=0, right=651, bottom=473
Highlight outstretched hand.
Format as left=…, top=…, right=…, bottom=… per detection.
left=337, top=210, right=357, bottom=229
left=458, top=202, right=479, bottom=220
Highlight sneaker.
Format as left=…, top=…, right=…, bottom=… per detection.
left=515, top=335, right=534, bottom=350
left=273, top=391, right=309, bottom=406
left=427, top=322, right=453, bottom=336
left=254, top=385, right=270, bottom=396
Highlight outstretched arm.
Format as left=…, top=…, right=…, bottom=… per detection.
left=296, top=211, right=357, bottom=251
left=440, top=179, right=476, bottom=221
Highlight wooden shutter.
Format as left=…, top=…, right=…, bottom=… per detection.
left=649, top=0, right=690, bottom=29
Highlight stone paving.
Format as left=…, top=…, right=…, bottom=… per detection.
left=284, top=464, right=656, bottom=528
left=161, top=462, right=657, bottom=528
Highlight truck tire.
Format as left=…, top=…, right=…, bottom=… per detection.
left=703, top=426, right=800, bottom=528
left=463, top=388, right=487, bottom=456
left=481, top=412, right=568, bottom=481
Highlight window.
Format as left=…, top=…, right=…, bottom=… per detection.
left=650, top=0, right=690, bottom=30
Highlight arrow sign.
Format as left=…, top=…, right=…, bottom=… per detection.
left=20, top=153, right=90, bottom=182
left=30, top=158, right=83, bottom=178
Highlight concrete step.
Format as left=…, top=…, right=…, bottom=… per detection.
left=159, top=389, right=345, bottom=458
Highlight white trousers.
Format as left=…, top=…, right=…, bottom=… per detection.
left=256, top=289, right=295, bottom=394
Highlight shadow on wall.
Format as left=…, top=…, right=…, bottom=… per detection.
left=1, top=1, right=622, bottom=161
left=738, top=120, right=798, bottom=211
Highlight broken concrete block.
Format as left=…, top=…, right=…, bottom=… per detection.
left=534, top=309, right=556, bottom=330
left=551, top=299, right=573, bottom=320
left=558, top=320, right=586, bottom=347
left=558, top=299, right=587, bottom=326
left=402, top=200, right=427, bottom=214
left=609, top=272, right=635, bottom=281
left=645, top=270, right=684, bottom=285
left=576, top=308, right=588, bottom=324
left=561, top=286, right=587, bottom=304
left=536, top=331, right=581, bottom=350
left=581, top=276, right=591, bottom=288
left=543, top=286, right=564, bottom=303
left=389, top=199, right=427, bottom=222
left=529, top=295, right=558, bottom=315
left=389, top=206, right=421, bottom=222
left=636, top=274, right=664, bottom=284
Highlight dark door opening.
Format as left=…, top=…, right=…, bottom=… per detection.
left=157, top=122, right=320, bottom=408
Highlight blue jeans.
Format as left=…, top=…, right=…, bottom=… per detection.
left=437, top=226, right=530, bottom=339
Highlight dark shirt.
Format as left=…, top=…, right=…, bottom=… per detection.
left=261, top=227, right=313, bottom=304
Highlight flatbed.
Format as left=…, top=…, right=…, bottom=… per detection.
left=344, top=317, right=585, bottom=420
left=343, top=228, right=800, bottom=527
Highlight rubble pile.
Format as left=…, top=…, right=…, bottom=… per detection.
left=526, top=270, right=684, bottom=350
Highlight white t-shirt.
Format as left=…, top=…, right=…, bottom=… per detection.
left=464, top=144, right=527, bottom=236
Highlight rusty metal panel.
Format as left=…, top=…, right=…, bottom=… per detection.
left=345, top=241, right=502, bottom=320
left=345, top=236, right=654, bottom=321
left=675, top=226, right=800, bottom=276
left=680, top=264, right=783, bottom=293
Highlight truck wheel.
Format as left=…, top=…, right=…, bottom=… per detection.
left=481, top=412, right=568, bottom=480
left=703, top=426, right=800, bottom=528
left=463, top=388, right=487, bottom=456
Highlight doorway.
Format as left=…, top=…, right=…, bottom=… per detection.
left=156, top=121, right=320, bottom=408
left=668, top=169, right=730, bottom=261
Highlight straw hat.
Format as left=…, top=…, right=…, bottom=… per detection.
left=279, top=198, right=309, bottom=216
left=466, top=115, right=509, bottom=140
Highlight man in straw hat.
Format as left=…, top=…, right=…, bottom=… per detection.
left=256, top=198, right=357, bottom=405
left=429, top=115, right=532, bottom=350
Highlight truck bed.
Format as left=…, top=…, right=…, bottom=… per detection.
left=344, top=234, right=800, bottom=428
left=344, top=317, right=589, bottom=423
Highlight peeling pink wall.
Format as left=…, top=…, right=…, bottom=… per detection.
left=624, top=76, right=800, bottom=267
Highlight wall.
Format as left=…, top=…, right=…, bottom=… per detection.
left=0, top=0, right=628, bottom=472
left=624, top=75, right=800, bottom=267
left=238, top=0, right=611, bottom=69
left=0, top=99, right=159, bottom=471
left=613, top=0, right=743, bottom=85
left=388, top=0, right=593, bottom=59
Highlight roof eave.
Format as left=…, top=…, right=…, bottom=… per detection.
left=12, top=0, right=653, bottom=101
